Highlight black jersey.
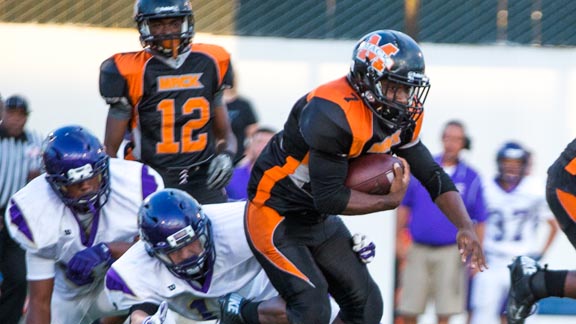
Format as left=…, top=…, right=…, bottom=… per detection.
left=549, top=138, right=576, bottom=192
left=99, top=44, right=233, bottom=172
left=248, top=76, right=422, bottom=222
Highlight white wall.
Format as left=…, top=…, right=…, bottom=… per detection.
left=2, top=23, right=576, bottom=323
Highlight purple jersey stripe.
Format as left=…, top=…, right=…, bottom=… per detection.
left=105, top=267, right=136, bottom=296
left=8, top=201, right=34, bottom=242
left=141, top=165, right=159, bottom=199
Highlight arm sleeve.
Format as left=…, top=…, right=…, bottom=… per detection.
left=396, top=141, right=457, bottom=201
left=26, top=251, right=56, bottom=281
left=308, top=149, right=351, bottom=214
left=300, top=98, right=353, bottom=214
left=300, top=98, right=352, bottom=156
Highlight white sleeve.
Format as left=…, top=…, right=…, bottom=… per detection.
left=26, top=251, right=56, bottom=280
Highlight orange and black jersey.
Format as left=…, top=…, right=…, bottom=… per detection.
left=549, top=138, right=576, bottom=193
left=248, top=76, right=437, bottom=223
left=99, top=44, right=233, bottom=172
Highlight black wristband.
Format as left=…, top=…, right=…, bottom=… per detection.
left=129, top=302, right=159, bottom=316
left=240, top=300, right=262, bottom=324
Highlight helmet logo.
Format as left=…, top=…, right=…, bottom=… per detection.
left=407, top=71, right=429, bottom=83
left=166, top=225, right=196, bottom=248
left=66, top=164, right=94, bottom=182
left=154, top=6, right=179, bottom=14
left=356, top=35, right=399, bottom=73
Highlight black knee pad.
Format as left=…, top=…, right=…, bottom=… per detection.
left=286, top=289, right=332, bottom=324
left=338, top=279, right=383, bottom=324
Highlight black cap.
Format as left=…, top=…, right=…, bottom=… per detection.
left=4, top=95, right=29, bottom=114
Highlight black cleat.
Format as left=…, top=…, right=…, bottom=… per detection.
left=506, top=256, right=542, bottom=324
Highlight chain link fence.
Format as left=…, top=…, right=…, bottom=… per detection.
left=0, top=0, right=575, bottom=46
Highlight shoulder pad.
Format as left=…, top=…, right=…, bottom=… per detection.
left=300, top=98, right=351, bottom=155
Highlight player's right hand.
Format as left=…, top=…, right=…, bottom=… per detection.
left=456, top=227, right=488, bottom=272
left=65, top=243, right=112, bottom=286
left=207, top=152, right=234, bottom=190
left=388, top=157, right=410, bottom=201
left=352, top=233, right=375, bottom=264
left=142, top=301, right=168, bottom=324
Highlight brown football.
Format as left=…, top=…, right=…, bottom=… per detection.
left=345, top=154, right=403, bottom=194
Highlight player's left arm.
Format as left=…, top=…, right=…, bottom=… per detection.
left=105, top=241, right=134, bottom=260
left=212, top=95, right=237, bottom=156
left=207, top=90, right=237, bottom=190
left=27, top=278, right=54, bottom=324
left=397, top=141, right=487, bottom=271
left=219, top=293, right=288, bottom=324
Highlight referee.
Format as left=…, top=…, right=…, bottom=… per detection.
left=0, top=94, right=43, bottom=323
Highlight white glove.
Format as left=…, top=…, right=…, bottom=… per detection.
left=142, top=301, right=168, bottom=324
left=352, top=233, right=376, bottom=264
left=207, top=152, right=234, bottom=190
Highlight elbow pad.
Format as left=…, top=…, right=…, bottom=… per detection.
left=422, top=169, right=457, bottom=201
left=396, top=141, right=457, bottom=200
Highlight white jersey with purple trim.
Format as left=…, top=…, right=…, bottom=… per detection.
left=482, top=175, right=552, bottom=258
left=105, top=201, right=278, bottom=322
left=470, top=175, right=552, bottom=324
left=5, top=158, right=164, bottom=300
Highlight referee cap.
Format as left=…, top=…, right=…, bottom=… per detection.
left=5, top=95, right=30, bottom=114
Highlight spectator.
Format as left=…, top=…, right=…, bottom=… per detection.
left=100, top=0, right=236, bottom=204
left=226, top=126, right=275, bottom=200
left=469, top=141, right=558, bottom=324
left=224, top=74, right=259, bottom=163
left=505, top=138, right=576, bottom=324
left=5, top=125, right=163, bottom=323
left=0, top=94, right=43, bottom=324
left=396, top=120, right=487, bottom=324
left=245, top=30, right=486, bottom=324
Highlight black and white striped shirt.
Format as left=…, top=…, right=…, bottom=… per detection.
left=0, top=128, right=43, bottom=210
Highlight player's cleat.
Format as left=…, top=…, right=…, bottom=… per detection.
left=218, top=293, right=248, bottom=324
left=506, top=256, right=542, bottom=324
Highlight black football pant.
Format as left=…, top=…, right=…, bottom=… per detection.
left=0, top=212, right=27, bottom=324
left=246, top=205, right=383, bottom=324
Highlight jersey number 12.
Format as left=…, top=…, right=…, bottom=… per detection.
left=156, top=98, right=210, bottom=154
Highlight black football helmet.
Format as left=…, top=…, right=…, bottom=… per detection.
left=134, top=0, right=195, bottom=58
left=348, top=30, right=430, bottom=130
left=42, top=125, right=110, bottom=214
left=138, top=189, right=215, bottom=281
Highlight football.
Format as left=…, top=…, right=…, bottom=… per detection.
left=345, top=154, right=403, bottom=194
